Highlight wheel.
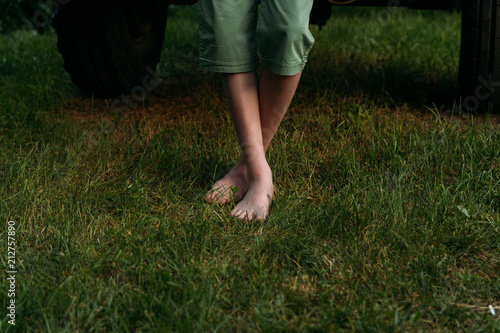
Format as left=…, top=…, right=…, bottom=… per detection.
left=459, top=0, right=500, bottom=112
left=52, top=0, right=168, bottom=97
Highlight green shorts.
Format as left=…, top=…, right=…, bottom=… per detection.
left=198, top=0, right=315, bottom=76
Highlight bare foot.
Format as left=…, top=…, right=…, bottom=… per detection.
left=231, top=164, right=274, bottom=221
left=205, top=161, right=249, bottom=204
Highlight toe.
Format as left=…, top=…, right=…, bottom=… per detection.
left=256, top=209, right=267, bottom=221
left=232, top=208, right=249, bottom=220
left=206, top=186, right=234, bottom=204
left=204, top=192, right=216, bottom=203
left=205, top=192, right=219, bottom=204
left=231, top=208, right=241, bottom=218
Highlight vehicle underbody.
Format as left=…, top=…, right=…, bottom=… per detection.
left=52, top=0, right=500, bottom=112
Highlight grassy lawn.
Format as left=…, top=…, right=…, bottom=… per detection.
left=1, top=5, right=499, bottom=332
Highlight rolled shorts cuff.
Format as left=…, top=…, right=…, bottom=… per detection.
left=199, top=57, right=260, bottom=74
left=263, top=59, right=309, bottom=76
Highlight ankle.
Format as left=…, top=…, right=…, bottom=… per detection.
left=229, top=159, right=248, bottom=176
left=247, top=162, right=272, bottom=183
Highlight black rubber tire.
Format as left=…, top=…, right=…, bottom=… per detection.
left=459, top=0, right=500, bottom=112
left=52, top=0, right=168, bottom=97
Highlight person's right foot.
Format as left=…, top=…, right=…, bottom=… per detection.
left=205, top=161, right=248, bottom=204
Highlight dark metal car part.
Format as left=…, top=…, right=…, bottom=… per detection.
left=52, top=0, right=500, bottom=112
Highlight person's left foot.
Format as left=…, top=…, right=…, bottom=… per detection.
left=231, top=163, right=274, bottom=221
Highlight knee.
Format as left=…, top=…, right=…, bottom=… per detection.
left=258, top=21, right=312, bottom=56
left=257, top=21, right=314, bottom=75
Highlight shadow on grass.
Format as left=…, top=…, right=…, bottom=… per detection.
left=301, top=53, right=459, bottom=110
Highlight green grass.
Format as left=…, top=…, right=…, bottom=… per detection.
left=1, top=5, right=499, bottom=332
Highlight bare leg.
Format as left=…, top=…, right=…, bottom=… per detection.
left=205, top=72, right=260, bottom=204
left=218, top=72, right=273, bottom=220
left=205, top=69, right=302, bottom=220
left=259, top=69, right=302, bottom=151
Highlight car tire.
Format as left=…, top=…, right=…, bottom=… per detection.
left=52, top=0, right=168, bottom=97
left=459, top=0, right=500, bottom=112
